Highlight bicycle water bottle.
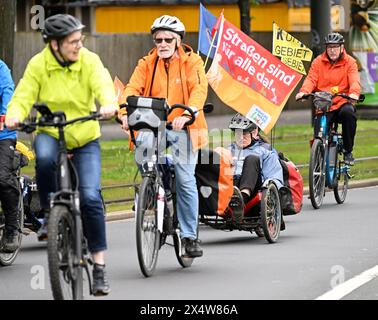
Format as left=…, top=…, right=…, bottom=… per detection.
left=157, top=186, right=165, bottom=232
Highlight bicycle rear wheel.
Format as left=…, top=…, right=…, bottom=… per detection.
left=0, top=192, right=24, bottom=266
left=309, top=139, right=326, bottom=209
left=136, top=177, right=160, bottom=277
left=333, top=153, right=349, bottom=204
left=260, top=182, right=281, bottom=243
left=47, top=205, right=83, bottom=300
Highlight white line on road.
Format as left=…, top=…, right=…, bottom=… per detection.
left=316, top=265, right=378, bottom=300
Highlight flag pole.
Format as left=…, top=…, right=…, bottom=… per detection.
left=204, top=30, right=218, bottom=69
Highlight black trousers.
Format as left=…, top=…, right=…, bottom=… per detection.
left=314, top=103, right=357, bottom=153
left=235, top=154, right=262, bottom=198
left=0, top=139, right=20, bottom=231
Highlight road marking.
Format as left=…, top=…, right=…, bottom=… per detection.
left=316, top=265, right=378, bottom=300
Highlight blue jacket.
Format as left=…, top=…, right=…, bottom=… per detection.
left=0, top=60, right=16, bottom=140
left=230, top=139, right=284, bottom=189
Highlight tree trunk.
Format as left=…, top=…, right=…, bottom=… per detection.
left=238, top=0, right=251, bottom=35
left=0, top=0, right=16, bottom=70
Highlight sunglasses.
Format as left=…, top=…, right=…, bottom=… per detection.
left=154, top=38, right=175, bottom=44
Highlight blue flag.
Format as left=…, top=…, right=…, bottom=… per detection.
left=198, top=3, right=218, bottom=59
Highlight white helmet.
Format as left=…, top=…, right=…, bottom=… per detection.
left=151, top=15, right=185, bottom=39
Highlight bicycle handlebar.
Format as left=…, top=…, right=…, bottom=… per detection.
left=17, top=103, right=117, bottom=133
left=297, top=92, right=365, bottom=103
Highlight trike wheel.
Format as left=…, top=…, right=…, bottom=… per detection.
left=48, top=205, right=83, bottom=300
left=309, top=139, right=326, bottom=209
left=260, top=182, right=281, bottom=243
left=254, top=226, right=264, bottom=238
left=0, top=192, right=24, bottom=266
left=136, top=177, right=160, bottom=277
left=333, top=153, right=349, bottom=204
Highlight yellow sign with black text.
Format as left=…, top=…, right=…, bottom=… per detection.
left=273, top=22, right=313, bottom=75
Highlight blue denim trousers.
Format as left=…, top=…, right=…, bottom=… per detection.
left=34, top=134, right=106, bottom=253
left=135, top=129, right=199, bottom=240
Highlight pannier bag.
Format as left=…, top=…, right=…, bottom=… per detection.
left=195, top=147, right=233, bottom=216
left=279, top=152, right=303, bottom=215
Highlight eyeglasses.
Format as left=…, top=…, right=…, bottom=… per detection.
left=326, top=45, right=341, bottom=50
left=154, top=38, right=175, bottom=44
left=65, top=35, right=86, bottom=47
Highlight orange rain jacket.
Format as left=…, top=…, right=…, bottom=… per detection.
left=299, top=49, right=361, bottom=112
left=122, top=44, right=208, bottom=150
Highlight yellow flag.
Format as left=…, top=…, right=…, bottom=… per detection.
left=272, top=22, right=312, bottom=75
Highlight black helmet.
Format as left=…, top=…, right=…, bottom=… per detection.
left=42, top=14, right=85, bottom=43
left=229, top=113, right=257, bottom=132
left=324, top=32, right=344, bottom=45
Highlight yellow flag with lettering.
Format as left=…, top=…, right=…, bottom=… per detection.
left=272, top=22, right=313, bottom=75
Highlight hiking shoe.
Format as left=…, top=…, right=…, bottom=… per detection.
left=0, top=229, right=20, bottom=253
left=181, top=237, right=203, bottom=258
left=229, top=186, right=244, bottom=223
left=344, top=152, right=355, bottom=166
left=92, top=264, right=111, bottom=296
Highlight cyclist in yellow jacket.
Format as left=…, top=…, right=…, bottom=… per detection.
left=119, top=15, right=208, bottom=258
left=6, top=14, right=117, bottom=296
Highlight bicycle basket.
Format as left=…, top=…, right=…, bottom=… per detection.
left=313, top=92, right=333, bottom=112
left=126, top=96, right=168, bottom=131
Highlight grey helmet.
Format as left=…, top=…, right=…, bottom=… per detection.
left=151, top=15, right=185, bottom=39
left=229, top=113, right=257, bottom=132
left=42, top=14, right=85, bottom=43
left=324, top=32, right=344, bottom=45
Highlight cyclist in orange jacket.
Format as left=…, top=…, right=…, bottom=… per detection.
left=296, top=33, right=361, bottom=165
left=119, top=15, right=208, bottom=258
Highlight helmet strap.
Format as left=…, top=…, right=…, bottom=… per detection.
left=49, top=42, right=73, bottom=68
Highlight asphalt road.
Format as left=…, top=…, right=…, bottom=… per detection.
left=1, top=186, right=378, bottom=301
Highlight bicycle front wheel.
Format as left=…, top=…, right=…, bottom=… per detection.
left=309, top=139, right=326, bottom=209
left=47, top=205, right=83, bottom=300
left=136, top=177, right=160, bottom=277
left=333, top=153, right=349, bottom=204
left=0, top=192, right=24, bottom=266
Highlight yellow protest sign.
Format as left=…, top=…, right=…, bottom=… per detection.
left=273, top=22, right=313, bottom=61
left=272, top=22, right=312, bottom=75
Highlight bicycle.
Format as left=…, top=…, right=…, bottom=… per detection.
left=0, top=149, right=28, bottom=266
left=125, top=96, right=208, bottom=277
left=298, top=92, right=364, bottom=209
left=0, top=141, right=45, bottom=266
left=18, top=103, right=112, bottom=299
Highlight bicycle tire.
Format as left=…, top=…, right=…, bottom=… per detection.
left=333, top=153, right=349, bottom=204
left=47, top=205, right=83, bottom=300
left=309, top=139, right=326, bottom=209
left=173, top=230, right=194, bottom=268
left=260, top=182, right=281, bottom=243
left=136, top=177, right=160, bottom=277
left=0, top=191, right=24, bottom=266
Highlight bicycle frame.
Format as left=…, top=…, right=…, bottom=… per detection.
left=48, top=113, right=89, bottom=289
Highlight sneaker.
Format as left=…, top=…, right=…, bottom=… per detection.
left=0, top=229, right=20, bottom=253
left=344, top=152, right=355, bottom=166
left=229, top=186, right=244, bottom=223
left=181, top=237, right=203, bottom=258
left=37, top=222, right=48, bottom=241
left=92, top=264, right=111, bottom=296
left=37, top=209, right=50, bottom=241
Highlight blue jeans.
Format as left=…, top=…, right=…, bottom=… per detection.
left=135, top=129, right=199, bottom=239
left=34, top=134, right=106, bottom=253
